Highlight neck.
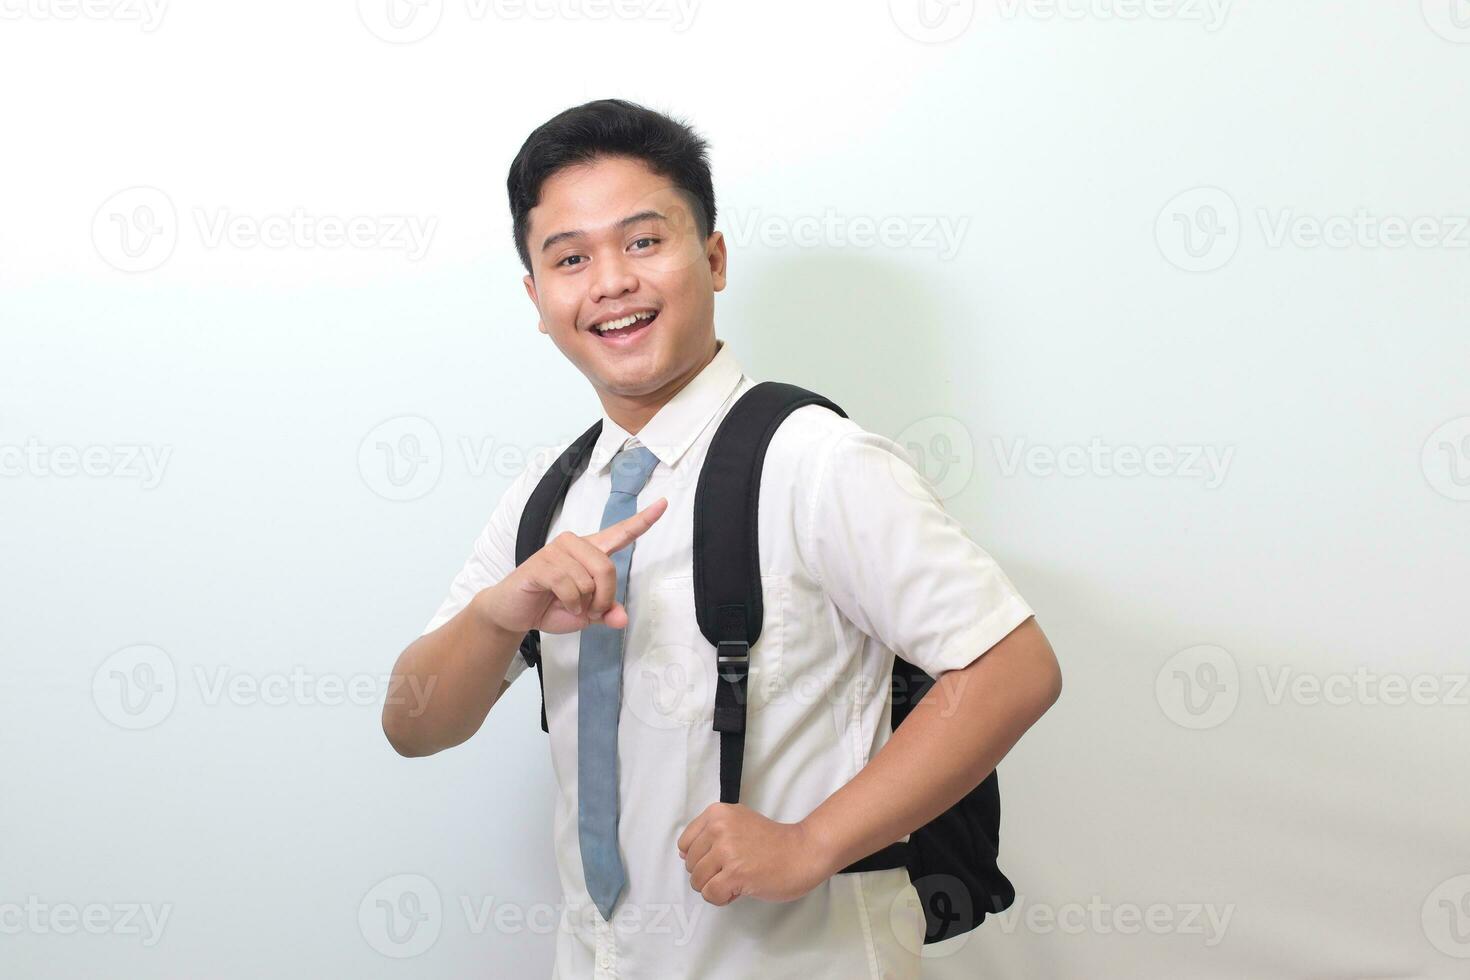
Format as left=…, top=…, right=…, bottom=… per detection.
left=602, top=337, right=720, bottom=436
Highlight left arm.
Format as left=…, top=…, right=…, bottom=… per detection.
left=678, top=424, right=1062, bottom=905
left=799, top=614, right=1060, bottom=879
left=677, top=616, right=1060, bottom=904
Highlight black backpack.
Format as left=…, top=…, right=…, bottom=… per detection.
left=513, top=380, right=1016, bottom=943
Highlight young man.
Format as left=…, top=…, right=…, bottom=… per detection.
left=383, top=98, right=1062, bottom=979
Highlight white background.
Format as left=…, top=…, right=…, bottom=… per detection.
left=3, top=0, right=1468, bottom=976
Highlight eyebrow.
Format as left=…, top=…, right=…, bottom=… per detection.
left=540, top=210, right=668, bottom=253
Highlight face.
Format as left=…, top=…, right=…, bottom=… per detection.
left=522, top=154, right=726, bottom=404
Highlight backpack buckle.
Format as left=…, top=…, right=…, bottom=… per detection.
left=717, top=640, right=749, bottom=684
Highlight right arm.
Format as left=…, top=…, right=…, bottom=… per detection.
left=382, top=497, right=669, bottom=758
left=381, top=587, right=524, bottom=758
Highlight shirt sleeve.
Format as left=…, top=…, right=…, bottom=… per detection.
left=797, top=425, right=1034, bottom=678
left=420, top=461, right=543, bottom=688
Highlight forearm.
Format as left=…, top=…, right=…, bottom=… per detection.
left=382, top=585, right=524, bottom=757
left=799, top=617, right=1061, bottom=878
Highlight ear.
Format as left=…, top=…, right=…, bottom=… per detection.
left=706, top=230, right=728, bottom=292
left=523, top=273, right=548, bottom=335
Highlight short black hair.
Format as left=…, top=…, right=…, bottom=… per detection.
left=506, top=98, right=716, bottom=275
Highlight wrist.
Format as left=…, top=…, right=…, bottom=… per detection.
left=797, top=812, right=845, bottom=882
left=471, top=585, right=519, bottom=644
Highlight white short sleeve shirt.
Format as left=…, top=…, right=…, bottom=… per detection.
left=421, top=338, right=1034, bottom=979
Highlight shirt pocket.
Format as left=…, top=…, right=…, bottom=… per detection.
left=627, top=572, right=789, bottom=730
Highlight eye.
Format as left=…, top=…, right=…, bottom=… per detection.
left=630, top=236, right=660, bottom=251
left=556, top=254, right=586, bottom=269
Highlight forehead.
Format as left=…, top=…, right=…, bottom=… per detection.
left=529, top=155, right=683, bottom=236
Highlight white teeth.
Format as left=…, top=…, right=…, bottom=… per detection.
left=593, top=311, right=655, bottom=334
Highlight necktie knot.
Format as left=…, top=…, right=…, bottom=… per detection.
left=610, top=444, right=660, bottom=496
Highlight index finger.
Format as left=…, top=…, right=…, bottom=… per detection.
left=587, top=496, right=668, bottom=555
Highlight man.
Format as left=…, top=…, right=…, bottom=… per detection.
left=383, top=98, right=1062, bottom=979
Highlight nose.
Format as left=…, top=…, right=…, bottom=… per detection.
left=589, top=249, right=639, bottom=305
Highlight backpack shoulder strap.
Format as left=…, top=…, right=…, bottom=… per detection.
left=513, top=418, right=603, bottom=733
left=692, top=381, right=847, bottom=803
left=693, top=380, right=912, bottom=880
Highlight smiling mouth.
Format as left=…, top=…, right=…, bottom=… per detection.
left=590, top=309, right=658, bottom=343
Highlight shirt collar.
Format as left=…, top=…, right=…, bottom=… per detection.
left=589, top=338, right=746, bottom=475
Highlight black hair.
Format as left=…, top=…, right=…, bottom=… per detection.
left=506, top=98, right=716, bottom=275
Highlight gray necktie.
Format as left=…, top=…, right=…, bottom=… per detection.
left=580, top=441, right=660, bottom=922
